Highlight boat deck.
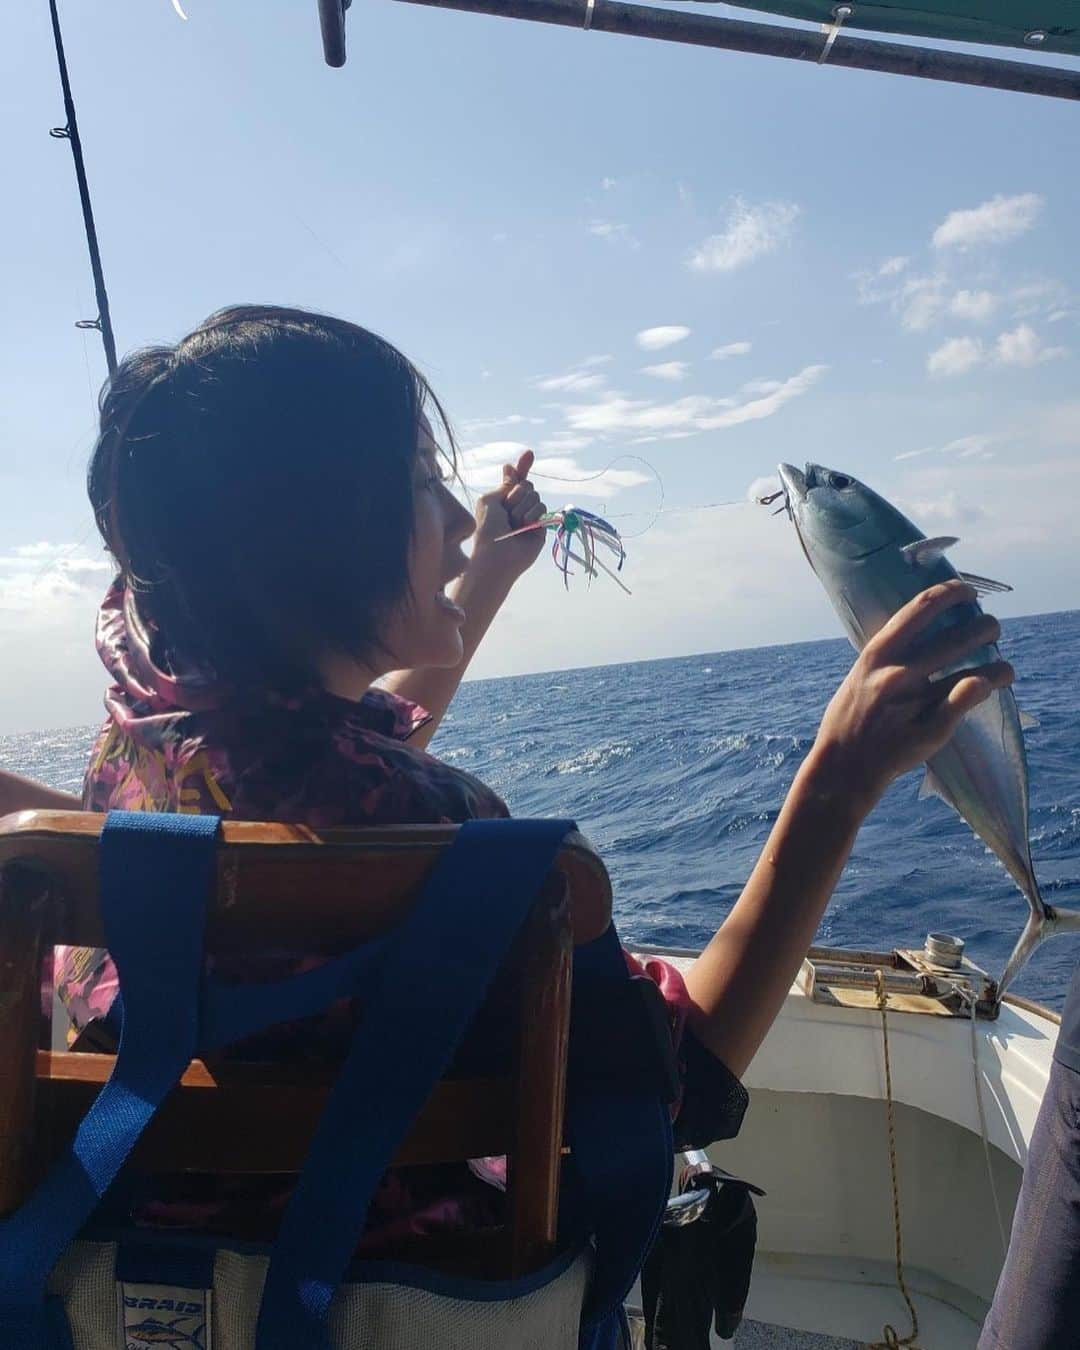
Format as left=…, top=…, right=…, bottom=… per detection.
left=734, top=1251, right=983, bottom=1347
left=734, top=1323, right=860, bottom=1348
left=630, top=1248, right=984, bottom=1347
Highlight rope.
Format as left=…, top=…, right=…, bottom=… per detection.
left=869, top=969, right=923, bottom=1350
left=964, top=987, right=1009, bottom=1256
left=47, top=0, right=118, bottom=375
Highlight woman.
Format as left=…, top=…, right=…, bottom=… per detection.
left=1, top=303, right=1011, bottom=1237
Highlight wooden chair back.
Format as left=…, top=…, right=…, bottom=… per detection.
left=0, top=811, right=613, bottom=1276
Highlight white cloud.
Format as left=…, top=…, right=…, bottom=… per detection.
left=927, top=336, right=984, bottom=377
left=687, top=199, right=800, bottom=274
left=911, top=320, right=1067, bottom=377
left=459, top=413, right=542, bottom=436
left=894, top=433, right=996, bottom=462
left=588, top=220, right=638, bottom=247
left=636, top=326, right=691, bottom=352
left=994, top=323, right=1067, bottom=368
left=899, top=490, right=987, bottom=528
left=462, top=440, right=531, bottom=469
left=0, top=543, right=112, bottom=618
left=741, top=378, right=784, bottom=396
left=879, top=256, right=910, bottom=277
left=581, top=354, right=613, bottom=368
left=932, top=193, right=1043, bottom=249
left=945, top=434, right=996, bottom=458
left=641, top=361, right=689, bottom=382
left=899, top=276, right=949, bottom=332
left=949, top=289, right=998, bottom=322
left=531, top=459, right=649, bottom=496
left=600, top=177, right=618, bottom=191
left=565, top=364, right=827, bottom=435
left=535, top=370, right=607, bottom=393
left=459, top=442, right=648, bottom=498
left=856, top=267, right=953, bottom=330
left=853, top=255, right=911, bottom=303
left=464, top=457, right=647, bottom=498
left=710, top=341, right=752, bottom=361
left=537, top=433, right=596, bottom=453
left=747, top=474, right=781, bottom=503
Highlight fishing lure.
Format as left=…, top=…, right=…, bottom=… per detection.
left=497, top=505, right=630, bottom=594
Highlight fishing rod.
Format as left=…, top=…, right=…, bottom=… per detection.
left=47, top=0, right=118, bottom=376
left=319, top=0, right=1080, bottom=102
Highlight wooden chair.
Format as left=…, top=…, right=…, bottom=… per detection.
left=0, top=811, right=613, bottom=1277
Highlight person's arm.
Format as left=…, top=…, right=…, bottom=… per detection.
left=684, top=581, right=1012, bottom=1078
left=384, top=451, right=547, bottom=751
left=0, top=768, right=80, bottom=816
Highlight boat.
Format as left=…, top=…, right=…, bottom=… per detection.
left=624, top=940, right=1057, bottom=1346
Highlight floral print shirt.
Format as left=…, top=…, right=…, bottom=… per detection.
left=57, top=580, right=509, bottom=1039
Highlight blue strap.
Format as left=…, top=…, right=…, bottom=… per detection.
left=567, top=928, right=674, bottom=1338
left=0, top=811, right=219, bottom=1344
left=254, top=817, right=575, bottom=1350
left=199, top=934, right=394, bottom=1051
left=89, top=935, right=395, bottom=1057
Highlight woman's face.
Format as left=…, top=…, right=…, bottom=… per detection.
left=377, top=419, right=476, bottom=671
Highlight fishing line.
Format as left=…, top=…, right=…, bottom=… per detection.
left=525, top=454, right=665, bottom=539
left=524, top=454, right=750, bottom=538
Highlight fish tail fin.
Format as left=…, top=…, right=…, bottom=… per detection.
left=997, top=903, right=1080, bottom=1002
left=1048, top=905, right=1080, bottom=934
left=997, top=911, right=1047, bottom=1001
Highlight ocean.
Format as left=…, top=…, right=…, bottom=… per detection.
left=3, top=609, right=1078, bottom=1008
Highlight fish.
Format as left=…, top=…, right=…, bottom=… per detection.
left=125, top=1314, right=206, bottom=1347
left=775, top=461, right=1080, bottom=1000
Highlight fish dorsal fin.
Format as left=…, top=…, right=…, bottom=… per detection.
left=958, top=569, right=1014, bottom=597
left=1019, top=709, right=1040, bottom=731
left=900, top=536, right=959, bottom=569
left=918, top=767, right=956, bottom=808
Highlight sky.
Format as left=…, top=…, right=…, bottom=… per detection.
left=1, top=1, right=1078, bottom=733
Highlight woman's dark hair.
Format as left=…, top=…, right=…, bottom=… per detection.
left=88, top=304, right=455, bottom=693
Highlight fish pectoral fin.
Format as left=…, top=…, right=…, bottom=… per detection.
left=835, top=591, right=868, bottom=649
left=900, top=536, right=960, bottom=569
left=917, top=767, right=955, bottom=808
left=958, top=569, right=1013, bottom=597
left=1019, top=709, right=1041, bottom=731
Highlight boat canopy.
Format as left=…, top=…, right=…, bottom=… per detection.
left=318, top=0, right=1080, bottom=101
left=719, top=1, right=1079, bottom=58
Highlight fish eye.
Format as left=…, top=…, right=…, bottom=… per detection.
left=827, top=472, right=853, bottom=490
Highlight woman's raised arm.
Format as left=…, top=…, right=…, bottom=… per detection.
left=384, top=452, right=547, bottom=750
left=684, top=580, right=1012, bottom=1078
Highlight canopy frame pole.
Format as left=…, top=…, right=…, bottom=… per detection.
left=318, top=0, right=351, bottom=67
left=386, top=0, right=1080, bottom=101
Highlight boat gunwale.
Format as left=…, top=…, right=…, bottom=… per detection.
left=631, top=942, right=1064, bottom=1024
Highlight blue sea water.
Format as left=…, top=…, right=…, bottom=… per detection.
left=3, top=610, right=1078, bottom=1008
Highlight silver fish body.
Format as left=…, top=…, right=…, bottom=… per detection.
left=777, top=462, right=1078, bottom=999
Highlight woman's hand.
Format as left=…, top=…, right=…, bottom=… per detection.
left=469, top=450, right=548, bottom=583
left=807, top=579, right=1014, bottom=816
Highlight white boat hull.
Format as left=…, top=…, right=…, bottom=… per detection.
left=635, top=950, right=1058, bottom=1348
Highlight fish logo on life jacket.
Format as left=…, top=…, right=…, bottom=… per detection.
left=125, top=1314, right=206, bottom=1347
left=119, top=1284, right=209, bottom=1350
